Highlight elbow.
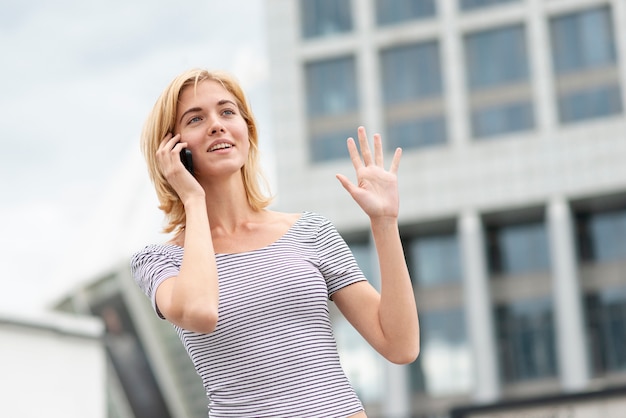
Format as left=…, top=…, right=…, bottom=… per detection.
left=386, top=340, right=420, bottom=365
left=172, top=305, right=219, bottom=334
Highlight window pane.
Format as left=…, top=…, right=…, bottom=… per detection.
left=460, top=0, right=519, bottom=11
left=586, top=209, right=626, bottom=262
left=376, top=0, right=436, bottom=26
left=472, top=101, right=534, bottom=138
left=381, top=41, right=443, bottom=103
left=348, top=241, right=378, bottom=289
left=496, top=298, right=558, bottom=382
left=411, top=309, right=472, bottom=395
left=489, top=221, right=550, bottom=275
left=301, top=0, right=353, bottom=39
left=306, top=56, right=358, bottom=117
left=409, top=233, right=461, bottom=286
left=558, top=84, right=622, bottom=123
left=387, top=116, right=447, bottom=150
left=586, top=286, right=626, bottom=375
left=334, top=317, right=385, bottom=402
left=465, top=25, right=529, bottom=89
left=310, top=128, right=355, bottom=162
left=550, top=7, right=616, bottom=74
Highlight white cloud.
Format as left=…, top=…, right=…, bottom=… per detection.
left=0, top=0, right=271, bottom=312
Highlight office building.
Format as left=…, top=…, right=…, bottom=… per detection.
left=264, top=0, right=626, bottom=416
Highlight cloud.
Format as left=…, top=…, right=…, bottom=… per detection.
left=0, top=0, right=270, bottom=312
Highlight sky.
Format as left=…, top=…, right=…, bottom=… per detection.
left=0, top=0, right=273, bottom=313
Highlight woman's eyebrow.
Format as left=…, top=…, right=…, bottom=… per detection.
left=179, top=107, right=202, bottom=124
left=217, top=99, right=237, bottom=106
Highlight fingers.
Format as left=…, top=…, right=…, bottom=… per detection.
left=158, top=132, right=181, bottom=152
left=346, top=126, right=402, bottom=173
left=346, top=137, right=363, bottom=171
left=356, top=126, right=374, bottom=166
left=374, top=133, right=383, bottom=167
left=389, top=147, right=402, bottom=174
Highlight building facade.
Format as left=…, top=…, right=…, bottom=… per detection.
left=0, top=310, right=106, bottom=418
left=264, top=0, right=626, bottom=416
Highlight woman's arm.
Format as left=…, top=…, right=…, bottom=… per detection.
left=333, top=127, right=419, bottom=364
left=154, top=133, right=219, bottom=333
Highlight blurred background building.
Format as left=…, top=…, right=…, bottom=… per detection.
left=263, top=0, right=626, bottom=416
left=50, top=0, right=626, bottom=417
left=0, top=310, right=105, bottom=418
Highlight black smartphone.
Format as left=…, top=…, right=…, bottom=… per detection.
left=180, top=149, right=194, bottom=175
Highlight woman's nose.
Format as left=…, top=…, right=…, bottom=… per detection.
left=209, top=120, right=225, bottom=135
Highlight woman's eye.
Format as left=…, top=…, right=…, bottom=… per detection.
left=223, top=109, right=236, bottom=116
left=188, top=116, right=202, bottom=124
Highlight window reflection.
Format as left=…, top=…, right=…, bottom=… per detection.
left=465, top=25, right=529, bottom=90
left=551, top=7, right=616, bottom=74
left=306, top=56, right=358, bottom=117
left=586, top=286, right=626, bottom=375
left=380, top=40, right=447, bottom=150
left=381, top=42, right=442, bottom=102
left=333, top=240, right=384, bottom=403
left=460, top=0, right=520, bottom=12
left=464, top=25, right=534, bottom=138
left=487, top=221, right=551, bottom=275
left=550, top=6, right=623, bottom=123
left=411, top=309, right=472, bottom=395
left=300, top=0, right=353, bottom=39
left=409, top=233, right=461, bottom=287
left=305, top=56, right=359, bottom=162
left=375, top=0, right=436, bottom=26
left=576, top=207, right=626, bottom=262
left=495, top=298, right=558, bottom=382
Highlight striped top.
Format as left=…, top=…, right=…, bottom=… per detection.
left=130, top=212, right=366, bottom=417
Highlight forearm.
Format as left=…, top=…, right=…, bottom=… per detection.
left=171, top=197, right=219, bottom=330
left=371, top=216, right=419, bottom=362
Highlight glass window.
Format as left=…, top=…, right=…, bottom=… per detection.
left=465, top=25, right=529, bottom=89
left=309, top=128, right=355, bottom=162
left=381, top=41, right=443, bottom=103
left=410, top=308, right=473, bottom=395
left=550, top=7, right=616, bottom=74
left=487, top=221, right=551, bottom=275
left=376, top=0, right=436, bottom=26
left=348, top=241, right=378, bottom=289
left=558, top=84, right=622, bottom=123
left=460, top=0, right=519, bottom=11
left=300, top=0, right=352, bottom=39
left=472, top=101, right=534, bottom=138
left=495, top=298, right=558, bottom=382
left=306, top=56, right=358, bottom=117
left=409, top=233, right=461, bottom=287
left=577, top=207, right=626, bottom=262
left=387, top=116, right=447, bottom=150
left=586, top=286, right=626, bottom=375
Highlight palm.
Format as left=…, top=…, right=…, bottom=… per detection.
left=336, top=127, right=401, bottom=219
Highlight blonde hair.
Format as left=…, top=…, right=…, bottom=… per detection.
left=141, top=68, right=273, bottom=234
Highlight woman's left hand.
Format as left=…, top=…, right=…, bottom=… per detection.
left=336, top=126, right=402, bottom=220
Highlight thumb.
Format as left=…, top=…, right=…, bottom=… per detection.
left=336, top=174, right=356, bottom=195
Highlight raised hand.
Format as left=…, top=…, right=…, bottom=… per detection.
left=336, top=126, right=402, bottom=220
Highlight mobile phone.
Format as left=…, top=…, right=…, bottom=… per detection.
left=180, top=149, right=194, bottom=175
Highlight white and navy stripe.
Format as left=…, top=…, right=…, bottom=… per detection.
left=131, top=212, right=366, bottom=417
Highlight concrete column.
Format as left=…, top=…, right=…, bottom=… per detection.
left=611, top=0, right=626, bottom=112
left=527, top=0, right=558, bottom=134
left=547, top=197, right=590, bottom=391
left=458, top=211, right=500, bottom=403
left=440, top=0, right=471, bottom=148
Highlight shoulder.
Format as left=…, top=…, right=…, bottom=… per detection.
left=130, top=243, right=183, bottom=268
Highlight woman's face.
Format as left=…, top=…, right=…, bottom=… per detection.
left=174, top=79, right=250, bottom=179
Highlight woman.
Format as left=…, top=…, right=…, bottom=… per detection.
left=131, top=68, right=419, bottom=417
